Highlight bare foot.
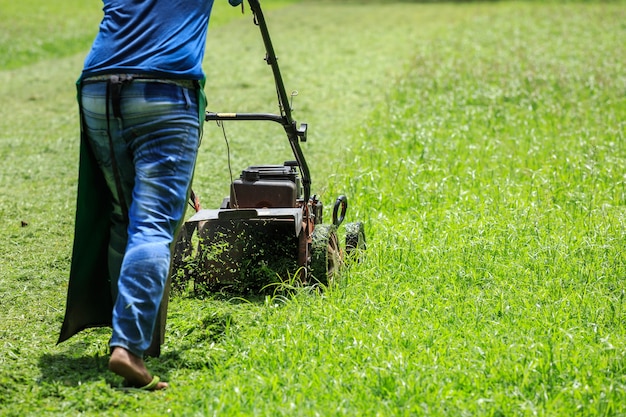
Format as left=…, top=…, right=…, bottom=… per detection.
left=109, top=347, right=168, bottom=390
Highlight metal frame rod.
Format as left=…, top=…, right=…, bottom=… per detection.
left=247, top=0, right=312, bottom=202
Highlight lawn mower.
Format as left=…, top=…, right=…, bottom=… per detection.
left=171, top=0, right=366, bottom=293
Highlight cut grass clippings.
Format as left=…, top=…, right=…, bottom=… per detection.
left=1, top=1, right=625, bottom=416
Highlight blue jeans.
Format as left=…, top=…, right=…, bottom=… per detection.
left=80, top=80, right=201, bottom=357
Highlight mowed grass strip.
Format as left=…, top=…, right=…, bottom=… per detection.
left=1, top=1, right=625, bottom=416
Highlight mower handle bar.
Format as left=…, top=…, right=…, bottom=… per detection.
left=205, top=111, right=307, bottom=140
left=206, top=111, right=293, bottom=126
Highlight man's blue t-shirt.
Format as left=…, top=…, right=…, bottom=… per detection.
left=82, top=0, right=215, bottom=80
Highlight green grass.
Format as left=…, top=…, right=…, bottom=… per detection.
left=1, top=1, right=626, bottom=416
left=0, top=0, right=299, bottom=69
left=0, top=0, right=99, bottom=69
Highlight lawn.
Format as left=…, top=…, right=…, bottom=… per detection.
left=1, top=0, right=625, bottom=416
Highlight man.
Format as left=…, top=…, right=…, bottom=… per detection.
left=58, top=0, right=243, bottom=391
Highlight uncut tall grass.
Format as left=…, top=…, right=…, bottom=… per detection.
left=1, top=1, right=625, bottom=416
left=325, top=3, right=626, bottom=415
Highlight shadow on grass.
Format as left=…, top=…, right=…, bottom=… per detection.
left=38, top=351, right=110, bottom=387
left=37, top=282, right=303, bottom=389
left=37, top=348, right=184, bottom=388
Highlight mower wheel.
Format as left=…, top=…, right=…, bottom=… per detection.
left=345, top=222, right=366, bottom=261
left=309, top=224, right=341, bottom=286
